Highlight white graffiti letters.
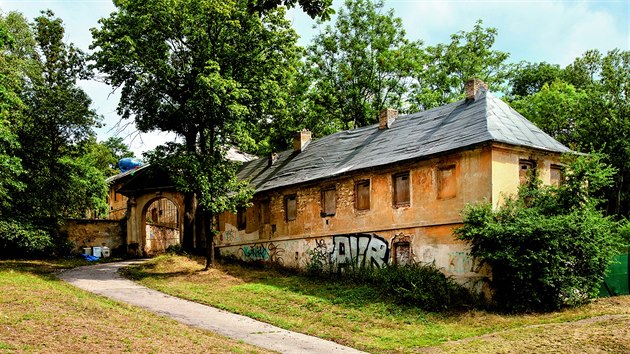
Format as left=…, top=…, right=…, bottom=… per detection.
left=331, top=234, right=390, bottom=268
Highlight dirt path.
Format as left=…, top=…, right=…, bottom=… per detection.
left=58, top=260, right=366, bottom=354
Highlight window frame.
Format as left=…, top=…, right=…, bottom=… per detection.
left=321, top=186, right=337, bottom=217
left=285, top=194, right=297, bottom=222
left=236, top=207, right=247, bottom=230
left=392, top=171, right=411, bottom=207
left=519, top=159, right=536, bottom=185
left=550, top=164, right=563, bottom=186
left=259, top=199, right=271, bottom=225
left=354, top=179, right=371, bottom=211
left=437, top=164, right=457, bottom=200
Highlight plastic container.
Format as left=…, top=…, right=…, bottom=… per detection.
left=92, top=247, right=102, bottom=258
left=102, top=247, right=110, bottom=258
left=83, top=247, right=92, bottom=255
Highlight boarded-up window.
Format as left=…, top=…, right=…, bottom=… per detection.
left=260, top=200, right=270, bottom=224
left=519, top=160, right=535, bottom=185
left=285, top=195, right=297, bottom=221
left=438, top=165, right=457, bottom=199
left=550, top=165, right=562, bottom=186
left=393, top=172, right=410, bottom=206
left=322, top=188, right=336, bottom=216
left=237, top=207, right=246, bottom=230
left=355, top=180, right=370, bottom=210
left=394, top=242, right=410, bottom=265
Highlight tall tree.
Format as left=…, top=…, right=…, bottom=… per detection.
left=303, top=0, right=421, bottom=130
left=411, top=20, right=509, bottom=110
left=248, top=0, right=333, bottom=19
left=511, top=49, right=630, bottom=215
left=14, top=11, right=102, bottom=226
left=91, top=0, right=300, bottom=266
left=507, top=61, right=563, bottom=99
left=0, top=18, right=26, bottom=213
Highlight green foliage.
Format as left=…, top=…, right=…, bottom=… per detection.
left=373, top=263, right=471, bottom=311
left=92, top=0, right=300, bottom=259
left=509, top=49, right=630, bottom=216
left=302, top=0, right=421, bottom=130
left=304, top=251, right=469, bottom=311
left=507, top=61, right=563, bottom=98
left=248, top=0, right=334, bottom=20
left=411, top=20, right=509, bottom=110
left=456, top=154, right=623, bottom=312
left=0, top=219, right=53, bottom=258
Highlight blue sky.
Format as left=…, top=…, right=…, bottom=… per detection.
left=1, top=0, right=628, bottom=156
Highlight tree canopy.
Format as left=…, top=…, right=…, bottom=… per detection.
left=91, top=0, right=301, bottom=265
left=0, top=11, right=109, bottom=257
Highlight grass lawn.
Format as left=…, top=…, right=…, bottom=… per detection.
left=123, top=255, right=630, bottom=353
left=0, top=258, right=271, bottom=353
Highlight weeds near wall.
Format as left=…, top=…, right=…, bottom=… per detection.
left=304, top=249, right=470, bottom=312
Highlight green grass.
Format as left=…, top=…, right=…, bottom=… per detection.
left=0, top=259, right=271, bottom=353
left=123, top=255, right=630, bottom=353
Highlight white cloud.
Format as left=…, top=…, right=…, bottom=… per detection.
left=391, top=0, right=628, bottom=66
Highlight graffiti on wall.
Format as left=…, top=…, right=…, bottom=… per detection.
left=239, top=242, right=285, bottom=265
left=448, top=251, right=473, bottom=273
left=222, top=229, right=237, bottom=243
left=330, top=233, right=390, bottom=268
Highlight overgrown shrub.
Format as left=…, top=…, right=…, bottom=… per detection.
left=373, top=263, right=471, bottom=311
left=0, top=219, right=53, bottom=258
left=456, top=153, right=623, bottom=312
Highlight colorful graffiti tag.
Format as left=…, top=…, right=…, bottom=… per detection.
left=330, top=233, right=390, bottom=268
left=239, top=242, right=285, bottom=265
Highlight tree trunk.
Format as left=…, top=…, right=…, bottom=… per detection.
left=204, top=209, right=215, bottom=270
left=182, top=191, right=196, bottom=252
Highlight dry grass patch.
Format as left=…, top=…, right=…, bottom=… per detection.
left=0, top=259, right=272, bottom=353
left=124, top=255, right=630, bottom=353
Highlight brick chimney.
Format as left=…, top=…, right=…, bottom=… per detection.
left=293, top=129, right=312, bottom=152
left=379, top=108, right=398, bottom=130
left=268, top=152, right=279, bottom=166
left=465, top=78, right=488, bottom=101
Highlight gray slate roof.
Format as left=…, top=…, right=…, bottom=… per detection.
left=239, top=88, right=571, bottom=194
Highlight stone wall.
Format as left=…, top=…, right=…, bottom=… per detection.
left=62, top=219, right=126, bottom=255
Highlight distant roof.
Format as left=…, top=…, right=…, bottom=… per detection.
left=239, top=88, right=571, bottom=194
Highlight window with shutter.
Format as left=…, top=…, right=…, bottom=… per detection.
left=260, top=200, right=270, bottom=224
left=285, top=195, right=297, bottom=221
left=322, top=188, right=336, bottom=216
left=393, top=172, right=410, bottom=206
left=355, top=180, right=370, bottom=210
left=550, top=165, right=562, bottom=186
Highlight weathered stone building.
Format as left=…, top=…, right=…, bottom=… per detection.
left=216, top=80, right=570, bottom=286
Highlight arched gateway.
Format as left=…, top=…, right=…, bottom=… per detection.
left=112, top=166, right=185, bottom=256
